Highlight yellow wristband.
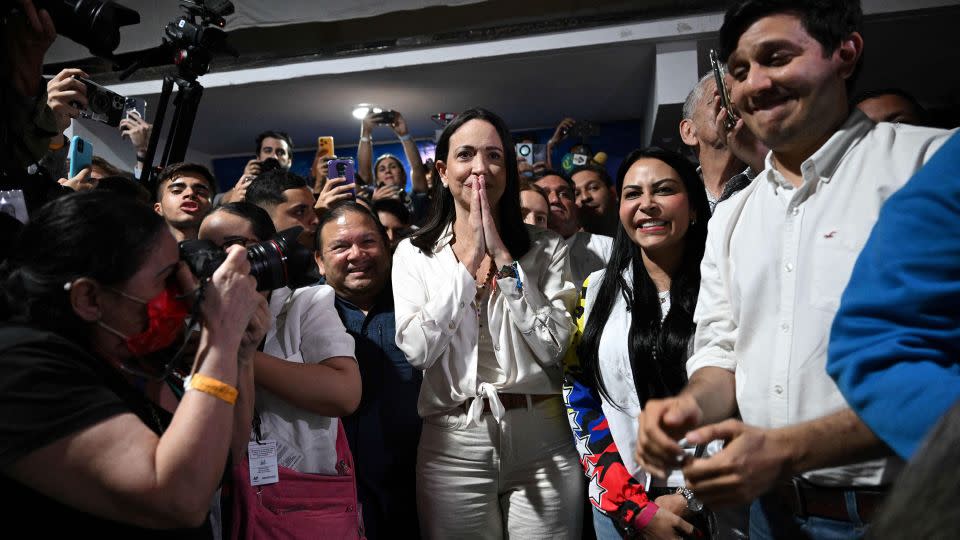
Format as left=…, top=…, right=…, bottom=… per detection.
left=183, top=373, right=238, bottom=405
left=49, top=135, right=66, bottom=151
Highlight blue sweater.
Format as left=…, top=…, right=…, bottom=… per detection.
left=827, top=131, right=960, bottom=460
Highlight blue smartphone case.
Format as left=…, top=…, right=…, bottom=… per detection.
left=68, top=135, right=94, bottom=178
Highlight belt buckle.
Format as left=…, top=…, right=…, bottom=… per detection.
left=790, top=477, right=807, bottom=518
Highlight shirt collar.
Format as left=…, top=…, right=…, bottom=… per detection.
left=433, top=221, right=455, bottom=253
left=565, top=231, right=587, bottom=249
left=334, top=283, right=394, bottom=316
left=763, top=109, right=874, bottom=190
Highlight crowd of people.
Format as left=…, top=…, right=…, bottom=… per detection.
left=1, top=0, right=959, bottom=538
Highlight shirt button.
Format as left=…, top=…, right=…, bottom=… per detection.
left=784, top=263, right=794, bottom=272
left=774, top=385, right=784, bottom=395
left=494, top=344, right=500, bottom=352
left=448, top=321, right=456, bottom=330
left=459, top=301, right=465, bottom=308
left=781, top=323, right=790, bottom=332
left=791, top=207, right=800, bottom=216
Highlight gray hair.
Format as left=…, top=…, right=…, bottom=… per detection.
left=682, top=73, right=715, bottom=121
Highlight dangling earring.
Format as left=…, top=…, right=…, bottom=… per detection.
left=690, top=217, right=697, bottom=225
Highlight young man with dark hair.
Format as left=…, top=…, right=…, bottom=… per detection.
left=254, top=130, right=294, bottom=169
left=852, top=88, right=928, bottom=126
left=217, top=130, right=295, bottom=205
left=314, top=202, right=421, bottom=540
left=245, top=168, right=318, bottom=249
left=635, top=1, right=953, bottom=537
left=534, top=169, right=612, bottom=290
left=153, top=162, right=216, bottom=241
left=569, top=162, right=618, bottom=237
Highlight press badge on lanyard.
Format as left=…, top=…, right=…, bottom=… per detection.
left=247, top=440, right=280, bottom=486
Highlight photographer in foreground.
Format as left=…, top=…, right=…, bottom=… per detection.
left=0, top=191, right=268, bottom=537
left=198, top=202, right=363, bottom=539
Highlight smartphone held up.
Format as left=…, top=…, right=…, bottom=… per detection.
left=327, top=158, right=357, bottom=197
left=709, top=49, right=740, bottom=131
left=317, top=136, right=335, bottom=159
left=68, top=136, right=93, bottom=178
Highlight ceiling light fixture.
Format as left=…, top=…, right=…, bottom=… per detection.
left=352, top=103, right=383, bottom=120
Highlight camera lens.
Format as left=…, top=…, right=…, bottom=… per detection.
left=180, top=227, right=316, bottom=292
left=246, top=240, right=286, bottom=292
left=245, top=227, right=316, bottom=291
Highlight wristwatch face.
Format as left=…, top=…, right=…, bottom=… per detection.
left=677, top=487, right=704, bottom=513
left=496, top=265, right=516, bottom=279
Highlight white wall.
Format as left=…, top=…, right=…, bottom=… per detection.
left=66, top=118, right=214, bottom=175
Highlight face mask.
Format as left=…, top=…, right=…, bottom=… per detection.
left=98, top=283, right=189, bottom=357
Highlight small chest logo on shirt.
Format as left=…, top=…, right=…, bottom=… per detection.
left=823, top=230, right=838, bottom=239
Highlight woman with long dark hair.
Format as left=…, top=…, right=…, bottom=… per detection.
left=563, top=147, right=714, bottom=539
left=393, top=108, right=583, bottom=538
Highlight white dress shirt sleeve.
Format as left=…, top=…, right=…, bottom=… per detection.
left=297, top=286, right=356, bottom=363
left=687, top=213, right=739, bottom=376
left=393, top=240, right=478, bottom=370
left=495, top=233, right=576, bottom=367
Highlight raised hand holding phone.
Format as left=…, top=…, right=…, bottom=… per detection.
left=710, top=49, right=739, bottom=131
left=46, top=68, right=88, bottom=133
left=327, top=158, right=356, bottom=196
left=314, top=159, right=356, bottom=214
left=119, top=109, right=151, bottom=154
left=317, top=136, right=335, bottom=159
left=68, top=135, right=93, bottom=178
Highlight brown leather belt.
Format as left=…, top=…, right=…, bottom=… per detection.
left=773, top=478, right=887, bottom=523
left=465, top=393, right=556, bottom=414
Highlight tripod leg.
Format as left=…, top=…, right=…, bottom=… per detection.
left=137, top=76, right=174, bottom=185
left=166, top=80, right=204, bottom=165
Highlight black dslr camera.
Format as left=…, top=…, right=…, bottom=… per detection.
left=179, top=227, right=317, bottom=292
left=258, top=157, right=283, bottom=175
left=9, top=0, right=141, bottom=58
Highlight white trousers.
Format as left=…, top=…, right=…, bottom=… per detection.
left=416, top=396, right=584, bottom=539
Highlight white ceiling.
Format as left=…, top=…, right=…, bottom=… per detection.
left=69, top=1, right=960, bottom=168
left=177, top=41, right=656, bottom=156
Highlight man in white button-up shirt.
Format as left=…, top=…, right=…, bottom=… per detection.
left=635, top=1, right=953, bottom=538
left=535, top=170, right=613, bottom=289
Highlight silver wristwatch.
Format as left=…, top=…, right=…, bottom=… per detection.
left=676, top=486, right=704, bottom=513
